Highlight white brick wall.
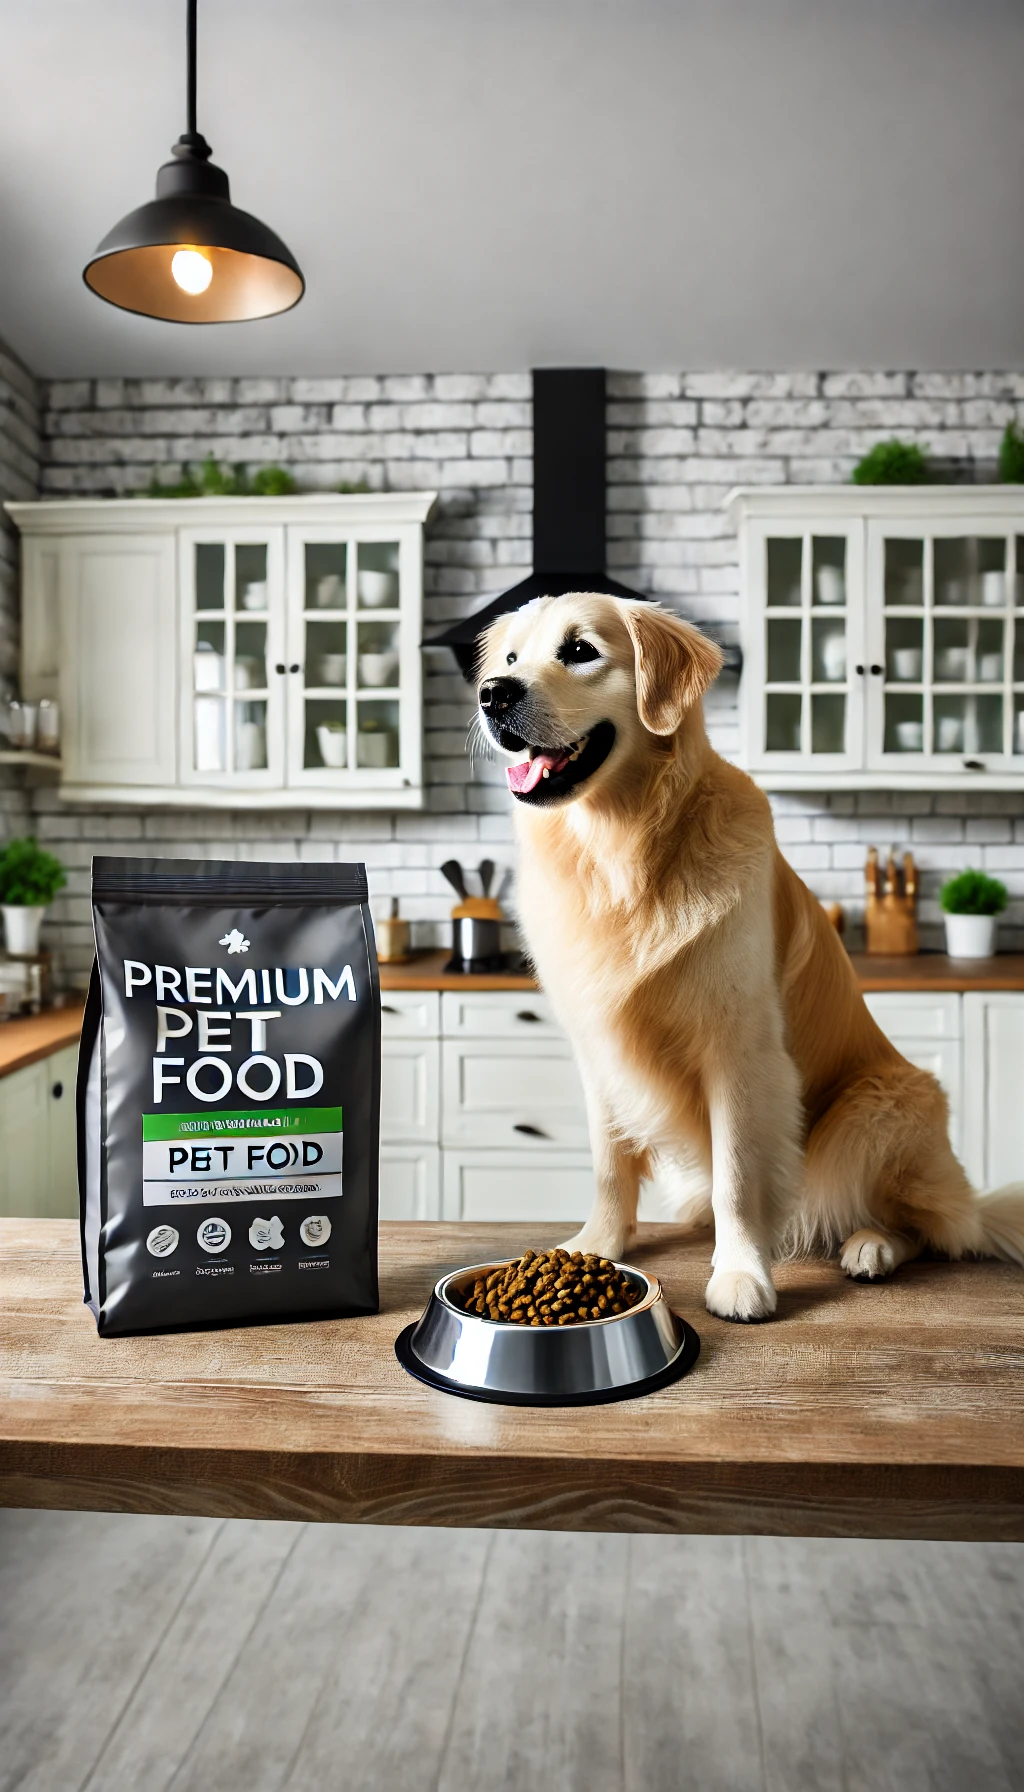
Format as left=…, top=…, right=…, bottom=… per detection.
left=14, top=366, right=1024, bottom=982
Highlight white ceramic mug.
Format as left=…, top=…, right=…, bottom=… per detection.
left=316, top=724, right=348, bottom=768
left=978, top=652, right=1003, bottom=682
left=936, top=647, right=970, bottom=681
left=892, top=647, right=923, bottom=681
left=357, top=570, right=399, bottom=609
left=316, top=573, right=344, bottom=607
left=815, top=565, right=845, bottom=607
left=235, top=720, right=267, bottom=772
left=937, top=714, right=964, bottom=752
left=358, top=651, right=399, bottom=688
left=241, top=581, right=267, bottom=611
left=894, top=719, right=924, bottom=751
left=980, top=570, right=1006, bottom=608
left=317, top=653, right=348, bottom=686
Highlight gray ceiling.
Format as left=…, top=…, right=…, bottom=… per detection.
left=1, top=0, right=1023, bottom=378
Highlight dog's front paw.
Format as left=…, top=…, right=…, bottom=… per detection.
left=705, top=1268, right=777, bottom=1323
left=559, top=1224, right=633, bottom=1261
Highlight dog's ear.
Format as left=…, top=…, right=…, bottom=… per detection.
left=621, top=603, right=724, bottom=735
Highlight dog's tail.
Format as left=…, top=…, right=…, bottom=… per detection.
left=974, top=1184, right=1024, bottom=1267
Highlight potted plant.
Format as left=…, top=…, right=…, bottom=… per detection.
left=0, top=835, right=66, bottom=957
left=940, top=868, right=1007, bottom=959
left=851, top=440, right=930, bottom=485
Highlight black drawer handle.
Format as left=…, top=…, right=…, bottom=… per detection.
left=870, top=664, right=883, bottom=676
left=289, top=663, right=301, bottom=674
left=381, top=1004, right=398, bottom=1015
left=516, top=1010, right=543, bottom=1024
left=52, top=1081, right=63, bottom=1100
left=963, top=759, right=985, bottom=771
left=513, top=1122, right=550, bottom=1138
left=275, top=662, right=286, bottom=674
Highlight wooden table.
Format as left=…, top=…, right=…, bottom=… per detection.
left=3, top=1218, right=1023, bottom=1540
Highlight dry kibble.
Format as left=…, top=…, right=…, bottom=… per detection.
left=457, top=1250, right=641, bottom=1327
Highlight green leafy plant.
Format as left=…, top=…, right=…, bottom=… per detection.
left=998, top=421, right=1024, bottom=483
left=940, top=869, right=1008, bottom=916
left=0, top=836, right=66, bottom=906
left=851, top=440, right=930, bottom=485
left=142, top=457, right=297, bottom=498
left=336, top=479, right=371, bottom=494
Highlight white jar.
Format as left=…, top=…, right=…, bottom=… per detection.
left=944, top=913, right=997, bottom=958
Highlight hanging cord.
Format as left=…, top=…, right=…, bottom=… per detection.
left=187, top=0, right=198, bottom=136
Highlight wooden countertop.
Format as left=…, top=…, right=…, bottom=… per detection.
left=3, top=1219, right=1022, bottom=1540
left=382, top=948, right=1024, bottom=992
left=0, top=1004, right=85, bottom=1078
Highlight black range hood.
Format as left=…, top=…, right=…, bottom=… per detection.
left=426, top=366, right=740, bottom=679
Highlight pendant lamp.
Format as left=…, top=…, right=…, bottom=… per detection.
left=83, top=0, right=304, bottom=324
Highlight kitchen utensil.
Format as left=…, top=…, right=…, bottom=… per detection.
left=376, top=897, right=411, bottom=964
left=316, top=573, right=344, bottom=608
left=815, top=565, right=844, bottom=607
left=894, top=719, right=924, bottom=751
left=451, top=915, right=502, bottom=966
left=316, top=723, right=348, bottom=768
left=358, top=569, right=399, bottom=609
left=358, top=650, right=399, bottom=687
left=937, top=714, right=964, bottom=752
left=981, top=570, right=1006, bottom=608
left=36, top=700, right=60, bottom=754
left=240, top=581, right=267, bottom=611
left=864, top=847, right=919, bottom=956
left=478, top=859, right=495, bottom=898
left=441, top=860, right=468, bottom=901
left=7, top=700, right=38, bottom=750
left=396, top=1259, right=699, bottom=1405
left=317, top=652, right=347, bottom=686
left=892, top=647, right=923, bottom=681
left=193, top=644, right=224, bottom=692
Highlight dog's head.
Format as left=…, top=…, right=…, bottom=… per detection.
left=476, top=593, right=723, bottom=807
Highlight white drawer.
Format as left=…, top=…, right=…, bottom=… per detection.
left=887, top=1037, right=962, bottom=1153
left=379, top=990, right=440, bottom=1037
left=442, top=1037, right=589, bottom=1149
left=441, top=990, right=563, bottom=1038
left=381, top=1040, right=440, bottom=1144
left=379, top=1145, right=441, bottom=1220
left=863, top=991, right=962, bottom=1041
left=442, top=1150, right=594, bottom=1222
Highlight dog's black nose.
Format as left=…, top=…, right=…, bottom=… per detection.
left=479, top=676, right=525, bottom=716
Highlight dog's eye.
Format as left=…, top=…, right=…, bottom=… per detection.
left=506, top=651, right=517, bottom=666
left=557, top=637, right=600, bottom=666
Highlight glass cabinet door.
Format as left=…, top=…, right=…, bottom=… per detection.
left=749, top=522, right=865, bottom=770
left=286, top=527, right=422, bottom=796
left=867, top=525, right=1021, bottom=772
left=181, top=530, right=284, bottom=785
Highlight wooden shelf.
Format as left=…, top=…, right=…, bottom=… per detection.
left=0, top=750, right=61, bottom=769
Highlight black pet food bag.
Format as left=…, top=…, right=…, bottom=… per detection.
left=79, top=857, right=380, bottom=1336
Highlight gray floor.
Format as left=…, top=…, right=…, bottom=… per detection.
left=1, top=1513, right=1022, bottom=1792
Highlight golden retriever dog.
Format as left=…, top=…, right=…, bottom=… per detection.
left=475, top=592, right=1024, bottom=1321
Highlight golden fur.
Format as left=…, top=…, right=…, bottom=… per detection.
left=476, top=592, right=1024, bottom=1321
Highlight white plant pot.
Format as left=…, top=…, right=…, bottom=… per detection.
left=2, top=904, right=46, bottom=957
left=944, top=913, right=997, bottom=959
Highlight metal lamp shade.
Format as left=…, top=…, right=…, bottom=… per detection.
left=83, top=143, right=304, bottom=324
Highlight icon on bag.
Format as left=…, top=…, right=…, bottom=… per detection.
left=299, top=1214, right=332, bottom=1249
left=146, top=1224, right=179, bottom=1257
left=197, top=1217, right=231, bottom=1254
left=249, top=1215, right=285, bottom=1252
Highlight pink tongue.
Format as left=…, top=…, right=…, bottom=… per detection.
left=507, top=751, right=568, bottom=794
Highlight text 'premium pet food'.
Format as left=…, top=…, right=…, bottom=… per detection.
left=79, top=857, right=380, bottom=1335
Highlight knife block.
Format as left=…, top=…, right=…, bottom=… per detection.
left=864, top=847, right=919, bottom=956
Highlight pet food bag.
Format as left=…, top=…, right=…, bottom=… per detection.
left=79, top=857, right=380, bottom=1336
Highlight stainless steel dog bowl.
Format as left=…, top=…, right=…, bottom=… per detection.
left=395, top=1260, right=700, bottom=1405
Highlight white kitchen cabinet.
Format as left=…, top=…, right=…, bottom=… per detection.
left=379, top=1145, right=441, bottom=1221
left=380, top=1039, right=440, bottom=1145
left=863, top=991, right=963, bottom=1154
left=441, top=1036, right=590, bottom=1151
left=439, top=990, right=562, bottom=1037
left=962, top=992, right=1024, bottom=1190
left=441, top=1151, right=594, bottom=1223
left=730, top=486, right=1024, bottom=790
left=0, top=1044, right=79, bottom=1219
left=8, top=493, right=435, bottom=809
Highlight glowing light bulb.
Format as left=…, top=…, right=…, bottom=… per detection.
left=171, top=248, right=213, bottom=295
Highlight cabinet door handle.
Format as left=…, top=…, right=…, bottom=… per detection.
left=516, top=1010, right=543, bottom=1023
left=51, top=1081, right=63, bottom=1100
left=855, top=664, right=865, bottom=675
left=289, top=663, right=301, bottom=674
left=870, top=664, right=883, bottom=676
left=275, top=662, right=286, bottom=674
left=963, top=758, right=985, bottom=771
left=513, top=1121, right=550, bottom=1138
left=381, top=1004, right=398, bottom=1015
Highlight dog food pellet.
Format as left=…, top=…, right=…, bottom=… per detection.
left=457, top=1249, right=642, bottom=1326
